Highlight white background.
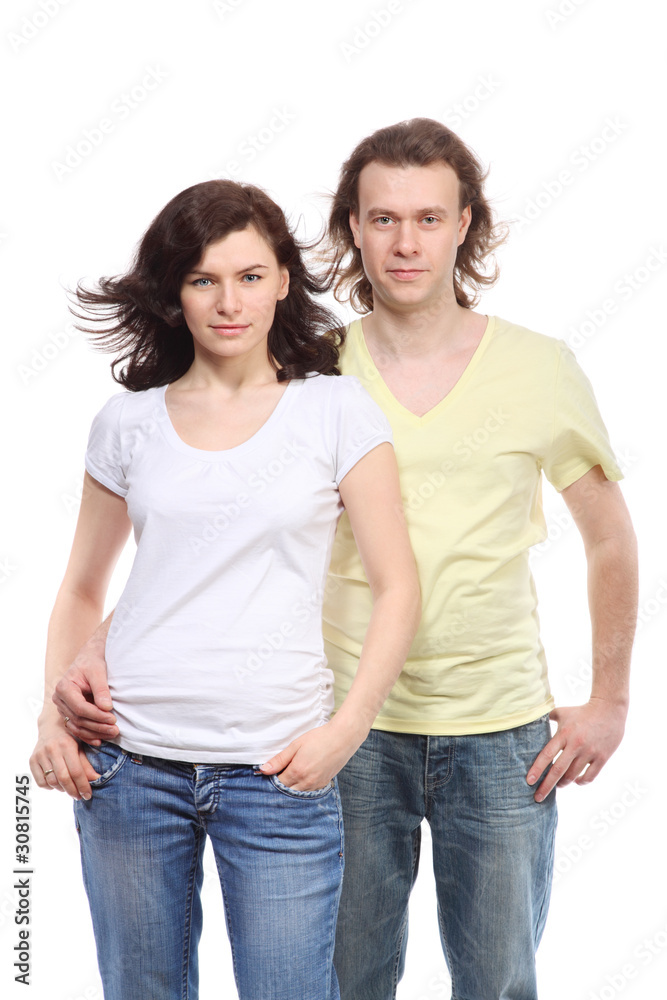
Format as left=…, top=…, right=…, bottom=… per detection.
left=2, top=1, right=666, bottom=998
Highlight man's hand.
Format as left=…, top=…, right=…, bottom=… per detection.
left=259, top=719, right=366, bottom=791
left=53, top=646, right=118, bottom=746
left=526, top=697, right=627, bottom=802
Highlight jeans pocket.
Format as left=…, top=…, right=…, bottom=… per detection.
left=82, top=740, right=129, bottom=787
left=269, top=773, right=335, bottom=799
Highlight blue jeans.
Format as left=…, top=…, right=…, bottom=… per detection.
left=333, top=718, right=557, bottom=1000
left=73, top=742, right=344, bottom=1000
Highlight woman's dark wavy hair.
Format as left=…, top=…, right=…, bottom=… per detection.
left=319, top=117, right=508, bottom=313
left=73, top=180, right=342, bottom=390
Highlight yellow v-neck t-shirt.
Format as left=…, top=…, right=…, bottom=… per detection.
left=322, top=315, right=623, bottom=735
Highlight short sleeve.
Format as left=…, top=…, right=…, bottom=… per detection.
left=328, top=376, right=394, bottom=485
left=541, top=342, right=623, bottom=491
left=84, top=393, right=129, bottom=497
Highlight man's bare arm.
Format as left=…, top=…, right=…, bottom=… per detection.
left=527, top=465, right=638, bottom=801
left=52, top=611, right=118, bottom=745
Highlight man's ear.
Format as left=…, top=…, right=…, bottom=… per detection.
left=349, top=210, right=361, bottom=249
left=458, top=204, right=472, bottom=246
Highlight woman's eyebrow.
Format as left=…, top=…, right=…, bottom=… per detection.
left=186, top=263, right=271, bottom=277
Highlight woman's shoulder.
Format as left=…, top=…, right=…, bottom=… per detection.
left=91, top=385, right=164, bottom=427
left=300, top=372, right=366, bottom=399
left=297, top=373, right=390, bottom=431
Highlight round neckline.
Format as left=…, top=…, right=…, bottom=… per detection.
left=353, top=314, right=495, bottom=424
left=156, top=378, right=302, bottom=460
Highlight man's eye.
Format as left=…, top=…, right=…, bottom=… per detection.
left=422, top=216, right=438, bottom=224
left=375, top=217, right=393, bottom=226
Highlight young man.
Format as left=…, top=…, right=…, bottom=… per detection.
left=44, top=120, right=637, bottom=999
left=314, top=119, right=637, bottom=999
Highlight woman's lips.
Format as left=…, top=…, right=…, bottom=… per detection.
left=210, top=324, right=249, bottom=336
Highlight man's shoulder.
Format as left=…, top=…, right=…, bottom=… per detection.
left=490, top=315, right=563, bottom=357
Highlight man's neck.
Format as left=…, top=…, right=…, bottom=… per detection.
left=361, top=297, right=483, bottom=361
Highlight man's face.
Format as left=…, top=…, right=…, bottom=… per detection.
left=349, top=161, right=471, bottom=313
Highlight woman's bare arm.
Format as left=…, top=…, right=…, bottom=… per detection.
left=29, top=472, right=132, bottom=800
left=260, top=442, right=421, bottom=789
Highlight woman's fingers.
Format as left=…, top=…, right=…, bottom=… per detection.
left=30, top=730, right=99, bottom=800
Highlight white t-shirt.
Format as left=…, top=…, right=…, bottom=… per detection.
left=85, top=374, right=393, bottom=763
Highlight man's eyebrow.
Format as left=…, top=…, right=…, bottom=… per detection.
left=364, top=205, right=450, bottom=219
left=186, top=263, right=271, bottom=276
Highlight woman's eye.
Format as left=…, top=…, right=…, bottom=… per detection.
left=242, top=274, right=261, bottom=283
left=192, top=278, right=212, bottom=287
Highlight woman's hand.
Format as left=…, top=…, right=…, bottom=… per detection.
left=259, top=717, right=367, bottom=791
left=29, top=714, right=100, bottom=801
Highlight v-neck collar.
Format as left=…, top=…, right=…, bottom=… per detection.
left=352, top=315, right=495, bottom=425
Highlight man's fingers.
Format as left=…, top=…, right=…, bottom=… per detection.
left=89, top=681, right=114, bottom=713
left=65, top=718, right=118, bottom=742
left=53, top=690, right=116, bottom=727
left=65, top=723, right=102, bottom=745
left=527, top=737, right=562, bottom=786
left=574, top=763, right=599, bottom=786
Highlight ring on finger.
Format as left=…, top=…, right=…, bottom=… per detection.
left=63, top=717, right=70, bottom=725
left=43, top=769, right=54, bottom=776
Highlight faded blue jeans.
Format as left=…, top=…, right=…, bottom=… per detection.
left=333, top=717, right=557, bottom=1000
left=73, top=742, right=344, bottom=1000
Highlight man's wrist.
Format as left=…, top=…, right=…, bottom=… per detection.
left=589, top=692, right=629, bottom=714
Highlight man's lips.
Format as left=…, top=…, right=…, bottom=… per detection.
left=387, top=269, right=426, bottom=280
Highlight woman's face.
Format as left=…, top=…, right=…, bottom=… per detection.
left=180, top=226, right=289, bottom=366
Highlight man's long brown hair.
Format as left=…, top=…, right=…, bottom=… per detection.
left=319, top=118, right=508, bottom=312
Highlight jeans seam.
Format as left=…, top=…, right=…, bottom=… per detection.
left=436, top=903, right=458, bottom=998
left=424, top=735, right=430, bottom=818
left=181, top=823, right=204, bottom=999
left=391, top=824, right=420, bottom=998
left=214, top=850, right=240, bottom=993
left=327, top=780, right=345, bottom=998
left=534, top=798, right=558, bottom=944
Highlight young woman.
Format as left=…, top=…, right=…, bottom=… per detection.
left=29, top=180, right=420, bottom=1000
